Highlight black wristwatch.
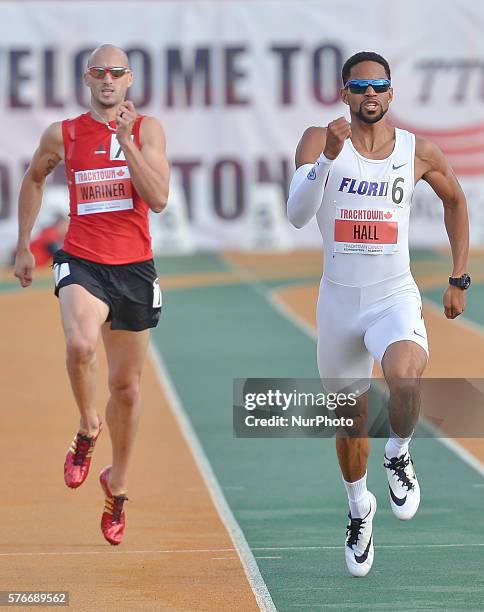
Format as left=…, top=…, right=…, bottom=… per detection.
left=448, top=273, right=471, bottom=290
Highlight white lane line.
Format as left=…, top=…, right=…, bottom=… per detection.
left=148, top=344, right=277, bottom=612
left=0, top=548, right=236, bottom=558
left=434, top=436, right=484, bottom=479
left=265, top=289, right=317, bottom=342
left=2, top=542, right=484, bottom=558
left=252, top=543, right=484, bottom=550
left=221, top=255, right=316, bottom=343
left=423, top=297, right=484, bottom=337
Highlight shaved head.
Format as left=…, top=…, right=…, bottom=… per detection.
left=87, top=44, right=129, bottom=68
left=84, top=44, right=133, bottom=110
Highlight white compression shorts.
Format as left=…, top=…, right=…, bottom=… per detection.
left=316, top=271, right=429, bottom=394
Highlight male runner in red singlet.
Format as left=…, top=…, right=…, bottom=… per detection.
left=287, top=52, right=470, bottom=576
left=14, top=44, right=169, bottom=545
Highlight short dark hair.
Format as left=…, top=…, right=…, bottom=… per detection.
left=342, top=52, right=391, bottom=85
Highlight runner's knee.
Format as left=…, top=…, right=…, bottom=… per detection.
left=386, top=377, right=420, bottom=405
left=385, top=363, right=422, bottom=386
left=108, top=378, right=140, bottom=407
left=66, top=337, right=96, bottom=365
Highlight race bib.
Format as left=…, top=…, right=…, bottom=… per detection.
left=74, top=166, right=134, bottom=215
left=334, top=207, right=398, bottom=255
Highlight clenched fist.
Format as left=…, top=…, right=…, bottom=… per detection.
left=116, top=100, right=137, bottom=145
left=324, top=117, right=351, bottom=160
left=443, top=285, right=466, bottom=319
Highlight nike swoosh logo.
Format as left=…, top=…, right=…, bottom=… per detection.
left=414, top=330, right=426, bottom=339
left=392, top=163, right=407, bottom=170
left=355, top=535, right=372, bottom=563
left=389, top=485, right=407, bottom=507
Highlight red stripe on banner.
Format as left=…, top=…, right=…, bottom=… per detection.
left=451, top=165, right=484, bottom=176
left=440, top=144, right=484, bottom=155
left=390, top=113, right=484, bottom=138
left=389, top=113, right=484, bottom=176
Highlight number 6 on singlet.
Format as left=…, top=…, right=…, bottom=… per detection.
left=388, top=175, right=405, bottom=206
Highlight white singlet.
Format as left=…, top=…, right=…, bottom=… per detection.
left=315, top=128, right=428, bottom=392
left=319, top=128, right=414, bottom=285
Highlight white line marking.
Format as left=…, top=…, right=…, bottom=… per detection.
left=2, top=542, right=484, bottom=558
left=148, top=344, right=277, bottom=612
left=266, top=290, right=317, bottom=341
left=423, top=297, right=484, bottom=337
left=252, top=543, right=484, bottom=550
left=432, top=436, right=484, bottom=479
left=0, top=548, right=236, bottom=558
left=221, top=254, right=317, bottom=342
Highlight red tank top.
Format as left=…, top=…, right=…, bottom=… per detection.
left=62, top=112, right=152, bottom=264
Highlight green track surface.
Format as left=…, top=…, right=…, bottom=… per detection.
left=150, top=253, right=484, bottom=611
left=156, top=252, right=232, bottom=275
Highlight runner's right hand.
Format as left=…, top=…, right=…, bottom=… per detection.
left=14, top=249, right=35, bottom=287
left=324, top=117, right=351, bottom=160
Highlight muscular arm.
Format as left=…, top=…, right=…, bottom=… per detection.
left=118, top=115, right=169, bottom=213
left=15, top=122, right=63, bottom=286
left=415, top=136, right=469, bottom=317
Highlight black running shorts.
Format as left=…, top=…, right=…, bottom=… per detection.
left=52, top=249, right=162, bottom=331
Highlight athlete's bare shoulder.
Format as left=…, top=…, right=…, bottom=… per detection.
left=415, top=134, right=441, bottom=161
left=41, top=121, right=64, bottom=153
left=139, top=115, right=166, bottom=143
left=26, top=122, right=64, bottom=182
left=414, top=134, right=464, bottom=203
left=137, top=115, right=169, bottom=181
left=295, top=126, right=327, bottom=168
left=414, top=135, right=447, bottom=182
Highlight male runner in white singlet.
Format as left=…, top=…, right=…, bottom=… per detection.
left=287, top=51, right=470, bottom=577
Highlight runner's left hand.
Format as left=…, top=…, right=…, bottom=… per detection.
left=116, top=101, right=137, bottom=144
left=443, top=285, right=466, bottom=319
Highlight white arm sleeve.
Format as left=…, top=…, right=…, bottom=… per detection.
left=286, top=154, right=333, bottom=228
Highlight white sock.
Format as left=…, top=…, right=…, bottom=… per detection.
left=385, top=432, right=412, bottom=459
left=343, top=472, right=370, bottom=518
